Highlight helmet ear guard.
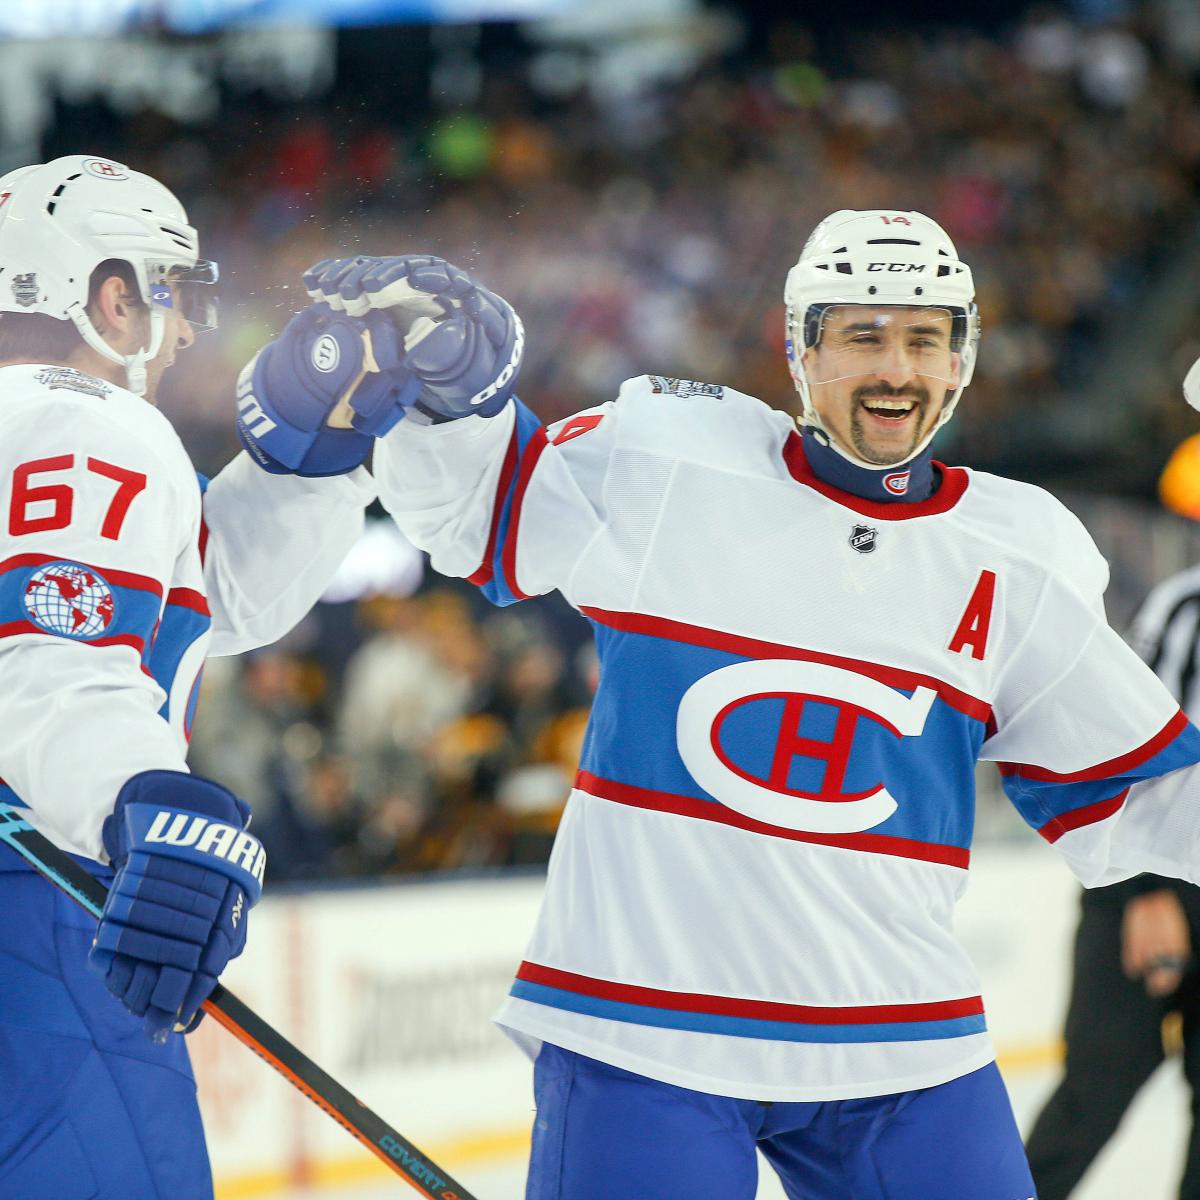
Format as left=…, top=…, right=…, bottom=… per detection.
left=0, top=155, right=217, bottom=395
left=784, top=210, right=980, bottom=468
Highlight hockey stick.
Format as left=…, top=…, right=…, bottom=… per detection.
left=0, top=804, right=480, bottom=1200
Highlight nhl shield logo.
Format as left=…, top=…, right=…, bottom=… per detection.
left=849, top=524, right=878, bottom=554
left=11, top=272, right=38, bottom=308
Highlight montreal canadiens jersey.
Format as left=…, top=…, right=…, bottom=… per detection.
left=375, top=374, right=1200, bottom=1101
left=0, top=363, right=373, bottom=863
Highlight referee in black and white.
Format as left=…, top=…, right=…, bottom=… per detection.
left=1026, top=434, right=1200, bottom=1199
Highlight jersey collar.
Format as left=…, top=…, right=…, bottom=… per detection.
left=783, top=429, right=969, bottom=520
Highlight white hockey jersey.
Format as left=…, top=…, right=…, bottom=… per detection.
left=0, top=363, right=373, bottom=863
left=374, top=375, right=1200, bottom=1101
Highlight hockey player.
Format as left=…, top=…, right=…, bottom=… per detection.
left=294, top=218, right=1200, bottom=1198
left=0, top=157, right=410, bottom=1198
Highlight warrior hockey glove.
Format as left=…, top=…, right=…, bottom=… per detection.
left=88, top=770, right=265, bottom=1042
left=303, top=254, right=523, bottom=421
left=235, top=301, right=421, bottom=476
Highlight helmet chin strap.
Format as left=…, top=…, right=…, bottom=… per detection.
left=69, top=303, right=166, bottom=398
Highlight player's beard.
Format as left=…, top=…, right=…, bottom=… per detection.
left=848, top=382, right=935, bottom=466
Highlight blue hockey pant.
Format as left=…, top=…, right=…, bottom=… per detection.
left=0, top=868, right=213, bottom=1199
left=526, top=1042, right=1036, bottom=1200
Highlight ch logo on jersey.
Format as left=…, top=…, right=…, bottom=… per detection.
left=676, top=659, right=934, bottom=834
left=882, top=470, right=910, bottom=496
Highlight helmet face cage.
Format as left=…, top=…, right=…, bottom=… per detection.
left=783, top=210, right=980, bottom=467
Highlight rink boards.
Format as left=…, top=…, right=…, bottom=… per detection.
left=193, top=842, right=1080, bottom=1198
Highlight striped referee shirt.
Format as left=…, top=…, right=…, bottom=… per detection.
left=1129, top=563, right=1200, bottom=720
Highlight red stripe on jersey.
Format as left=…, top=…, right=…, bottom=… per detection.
left=579, top=607, right=991, bottom=725
left=166, top=587, right=210, bottom=615
left=468, top=425, right=520, bottom=587
left=576, top=770, right=971, bottom=869
left=501, top=428, right=550, bottom=602
left=516, top=960, right=985, bottom=1025
left=0, top=622, right=147, bottom=657
left=0, top=553, right=164, bottom=598
left=782, top=432, right=970, bottom=519
left=1037, top=788, right=1130, bottom=843
left=999, top=710, right=1187, bottom=783
left=198, top=514, right=210, bottom=567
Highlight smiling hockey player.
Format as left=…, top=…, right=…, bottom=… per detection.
left=0, top=156, right=390, bottom=1198
left=295, top=214, right=1200, bottom=1199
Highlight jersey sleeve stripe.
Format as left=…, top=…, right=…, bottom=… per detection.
left=581, top=605, right=991, bottom=724
left=0, top=552, right=163, bottom=599
left=499, top=426, right=550, bottom=602
left=998, top=709, right=1188, bottom=782
left=1036, top=788, right=1130, bottom=843
left=466, top=425, right=520, bottom=587
left=576, top=771, right=971, bottom=869
left=468, top=401, right=548, bottom=605
left=0, top=623, right=147, bottom=658
left=166, top=587, right=210, bottom=615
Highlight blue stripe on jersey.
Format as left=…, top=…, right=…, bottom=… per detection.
left=147, top=599, right=212, bottom=724
left=581, top=620, right=986, bottom=852
left=478, top=399, right=546, bottom=608
left=509, top=980, right=988, bottom=1044
left=1000, top=714, right=1200, bottom=836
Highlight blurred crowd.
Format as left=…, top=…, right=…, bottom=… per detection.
left=40, top=6, right=1200, bottom=879
left=188, top=575, right=596, bottom=881
left=58, top=5, right=1200, bottom=478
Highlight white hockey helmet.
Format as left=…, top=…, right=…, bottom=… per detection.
left=0, top=154, right=217, bottom=396
left=784, top=209, right=980, bottom=467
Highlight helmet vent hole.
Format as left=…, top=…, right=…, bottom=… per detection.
left=51, top=185, right=66, bottom=197
left=46, top=202, right=56, bottom=215
left=833, top=246, right=847, bottom=254
left=66, top=174, right=81, bottom=181
left=867, top=285, right=877, bottom=295
left=866, top=238, right=920, bottom=246
left=814, top=263, right=829, bottom=271
left=937, top=265, right=951, bottom=277
left=914, top=287, right=924, bottom=295
left=836, top=262, right=852, bottom=275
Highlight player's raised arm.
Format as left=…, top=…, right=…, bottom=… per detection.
left=300, top=254, right=614, bottom=606
left=199, top=296, right=389, bottom=656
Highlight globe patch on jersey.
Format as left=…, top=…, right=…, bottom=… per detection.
left=648, top=376, right=725, bottom=400
left=23, top=562, right=116, bottom=638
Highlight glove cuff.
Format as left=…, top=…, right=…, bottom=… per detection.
left=103, top=770, right=264, bottom=903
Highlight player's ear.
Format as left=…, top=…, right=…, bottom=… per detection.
left=89, top=274, right=137, bottom=338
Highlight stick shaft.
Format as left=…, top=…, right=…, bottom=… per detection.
left=0, top=805, right=480, bottom=1200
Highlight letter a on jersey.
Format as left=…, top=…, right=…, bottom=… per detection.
left=948, top=569, right=997, bottom=661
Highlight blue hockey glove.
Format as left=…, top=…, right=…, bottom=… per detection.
left=88, top=770, right=266, bottom=1042
left=303, top=255, right=523, bottom=421
left=235, top=302, right=422, bottom=476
